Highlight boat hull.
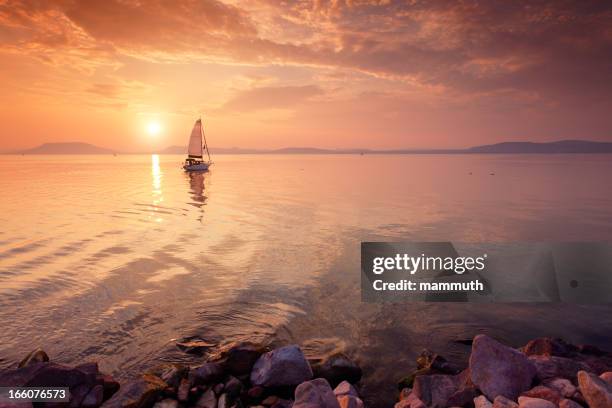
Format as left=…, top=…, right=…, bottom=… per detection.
left=183, top=162, right=210, bottom=172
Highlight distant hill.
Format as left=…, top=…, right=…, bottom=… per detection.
left=467, top=140, right=612, bottom=154
left=20, top=142, right=115, bottom=155
left=159, top=145, right=185, bottom=154
left=157, top=146, right=456, bottom=154
left=8, top=139, right=612, bottom=155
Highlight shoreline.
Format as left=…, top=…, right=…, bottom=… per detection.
left=1, top=335, right=611, bottom=408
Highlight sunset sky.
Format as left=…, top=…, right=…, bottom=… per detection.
left=1, top=0, right=611, bottom=152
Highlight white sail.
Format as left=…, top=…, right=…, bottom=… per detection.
left=187, top=119, right=203, bottom=158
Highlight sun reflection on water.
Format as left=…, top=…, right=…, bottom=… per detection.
left=151, top=154, right=163, bottom=222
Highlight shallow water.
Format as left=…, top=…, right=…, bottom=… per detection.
left=1, top=154, right=611, bottom=406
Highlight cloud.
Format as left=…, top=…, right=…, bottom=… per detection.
left=63, top=0, right=256, bottom=52
left=2, top=0, right=611, bottom=102
left=222, top=84, right=323, bottom=112
left=1, top=0, right=612, bottom=144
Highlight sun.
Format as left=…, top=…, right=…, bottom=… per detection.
left=146, top=121, right=162, bottom=136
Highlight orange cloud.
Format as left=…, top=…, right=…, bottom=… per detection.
left=222, top=85, right=323, bottom=112
left=0, top=0, right=611, bottom=151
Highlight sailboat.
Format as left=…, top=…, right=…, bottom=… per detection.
left=183, top=118, right=212, bottom=171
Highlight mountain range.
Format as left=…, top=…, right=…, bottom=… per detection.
left=5, top=140, right=612, bottom=155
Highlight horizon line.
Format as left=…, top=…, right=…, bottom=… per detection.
left=3, top=139, right=612, bottom=155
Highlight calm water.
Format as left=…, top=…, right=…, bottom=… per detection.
left=1, top=154, right=612, bottom=406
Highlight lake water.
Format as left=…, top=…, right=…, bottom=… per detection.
left=1, top=154, right=612, bottom=407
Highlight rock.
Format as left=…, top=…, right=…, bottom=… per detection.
left=272, top=399, right=293, bottom=408
left=398, top=368, right=433, bottom=389
left=75, top=362, right=100, bottom=376
left=543, top=378, right=576, bottom=398
left=493, top=395, right=518, bottom=408
left=522, top=338, right=578, bottom=358
left=82, top=384, right=105, bottom=408
left=294, top=378, right=340, bottom=408
left=469, top=335, right=536, bottom=401
left=213, top=383, right=225, bottom=395
left=251, top=345, right=313, bottom=387
left=571, top=391, right=587, bottom=406
left=18, top=348, right=50, bottom=368
left=395, top=396, right=426, bottom=408
left=217, top=393, right=230, bottom=408
left=521, top=386, right=560, bottom=405
left=27, top=363, right=96, bottom=388
left=190, top=362, right=225, bottom=386
left=446, top=385, right=479, bottom=407
left=529, top=355, right=589, bottom=382
left=262, top=396, right=279, bottom=406
left=559, top=399, right=583, bottom=408
left=98, top=374, right=121, bottom=400
left=517, top=396, right=555, bottom=408
left=578, top=344, right=607, bottom=356
left=177, top=378, right=190, bottom=402
left=0, top=363, right=44, bottom=387
left=224, top=376, right=243, bottom=398
left=311, top=353, right=362, bottom=387
left=473, top=395, right=493, bottom=408
left=101, top=374, right=167, bottom=408
left=577, top=370, right=612, bottom=408
left=416, top=349, right=460, bottom=374
left=413, top=374, right=461, bottom=408
left=247, top=386, right=264, bottom=399
left=211, top=342, right=266, bottom=376
left=152, top=399, right=179, bottom=408
left=147, top=364, right=189, bottom=388
left=333, top=381, right=358, bottom=398
left=195, top=389, right=218, bottom=408
left=395, top=391, right=427, bottom=408
left=337, top=395, right=363, bottom=408
left=601, top=371, right=612, bottom=385
left=399, top=388, right=412, bottom=401
left=576, top=354, right=612, bottom=376
left=176, top=336, right=216, bottom=355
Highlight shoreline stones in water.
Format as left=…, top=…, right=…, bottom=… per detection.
left=1, top=336, right=610, bottom=408
left=397, top=335, right=612, bottom=408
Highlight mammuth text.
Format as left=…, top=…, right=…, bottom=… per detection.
left=373, top=279, right=484, bottom=292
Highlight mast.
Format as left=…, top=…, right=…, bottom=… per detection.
left=201, top=116, right=212, bottom=162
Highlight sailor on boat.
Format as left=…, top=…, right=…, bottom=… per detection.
left=183, top=117, right=212, bottom=172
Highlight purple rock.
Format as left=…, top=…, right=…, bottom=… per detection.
left=559, top=399, right=583, bottom=408
left=293, top=378, right=339, bottom=408
left=469, top=335, right=536, bottom=401
left=189, top=362, right=224, bottom=386
left=529, top=355, right=589, bottom=382
left=251, top=345, right=313, bottom=387
left=82, top=384, right=105, bottom=408
left=18, top=349, right=50, bottom=368
left=100, top=374, right=167, bottom=408
left=412, top=374, right=461, bottom=408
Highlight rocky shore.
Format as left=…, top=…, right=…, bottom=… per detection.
left=1, top=335, right=611, bottom=408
